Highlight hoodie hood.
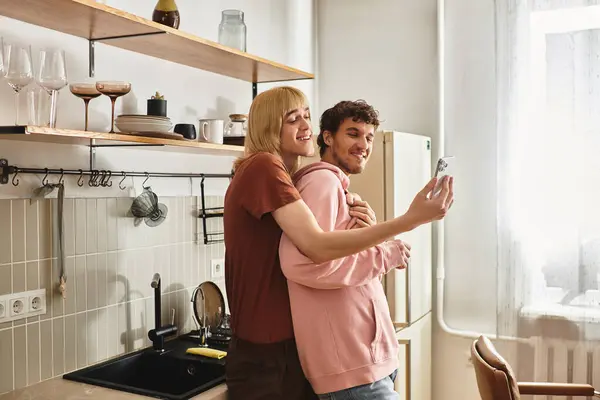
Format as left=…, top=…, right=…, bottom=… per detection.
left=293, top=161, right=350, bottom=190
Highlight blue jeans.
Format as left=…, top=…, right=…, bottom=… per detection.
left=317, top=370, right=398, bottom=400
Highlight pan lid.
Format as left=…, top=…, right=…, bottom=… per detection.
left=191, top=281, right=226, bottom=331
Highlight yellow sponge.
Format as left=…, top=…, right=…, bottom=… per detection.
left=186, top=347, right=227, bottom=359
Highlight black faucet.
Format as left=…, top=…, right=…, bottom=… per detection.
left=148, top=273, right=178, bottom=352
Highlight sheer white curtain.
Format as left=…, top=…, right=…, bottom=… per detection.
left=496, top=0, right=600, bottom=380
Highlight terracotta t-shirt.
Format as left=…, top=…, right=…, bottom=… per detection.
left=224, top=152, right=301, bottom=343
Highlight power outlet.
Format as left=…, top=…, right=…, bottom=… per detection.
left=211, top=258, right=225, bottom=279
left=0, top=289, right=46, bottom=322
left=9, top=297, right=27, bottom=317
left=29, top=294, right=45, bottom=313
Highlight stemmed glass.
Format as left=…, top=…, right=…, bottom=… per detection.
left=4, top=43, right=33, bottom=126
left=96, top=81, right=131, bottom=133
left=69, top=83, right=100, bottom=131
left=36, top=48, right=68, bottom=128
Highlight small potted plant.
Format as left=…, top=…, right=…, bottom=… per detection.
left=147, top=91, right=167, bottom=117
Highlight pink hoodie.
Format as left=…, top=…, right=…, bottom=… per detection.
left=278, top=161, right=405, bottom=394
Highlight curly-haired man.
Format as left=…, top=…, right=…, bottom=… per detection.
left=279, top=100, right=410, bottom=399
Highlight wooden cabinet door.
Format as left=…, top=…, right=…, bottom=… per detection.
left=395, top=313, right=432, bottom=400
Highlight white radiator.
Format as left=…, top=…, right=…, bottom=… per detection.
left=531, top=337, right=600, bottom=400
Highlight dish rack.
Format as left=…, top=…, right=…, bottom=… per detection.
left=199, top=177, right=225, bottom=244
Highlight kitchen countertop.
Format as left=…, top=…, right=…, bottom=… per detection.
left=0, top=379, right=227, bottom=400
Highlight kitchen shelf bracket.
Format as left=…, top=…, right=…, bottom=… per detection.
left=88, top=32, right=167, bottom=78
left=0, top=158, right=10, bottom=185
left=89, top=139, right=96, bottom=170
left=251, top=78, right=311, bottom=100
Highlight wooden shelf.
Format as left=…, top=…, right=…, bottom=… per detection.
left=0, top=0, right=314, bottom=83
left=0, top=126, right=245, bottom=156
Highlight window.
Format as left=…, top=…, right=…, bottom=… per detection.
left=517, top=6, right=600, bottom=319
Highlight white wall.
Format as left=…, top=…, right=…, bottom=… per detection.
left=435, top=0, right=507, bottom=399
left=318, top=1, right=511, bottom=400
left=317, top=0, right=438, bottom=137
left=0, top=0, right=316, bottom=198
left=443, top=0, right=497, bottom=334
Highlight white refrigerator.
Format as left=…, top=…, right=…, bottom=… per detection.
left=302, top=130, right=433, bottom=400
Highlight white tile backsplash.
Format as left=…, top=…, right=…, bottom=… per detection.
left=0, top=195, right=225, bottom=395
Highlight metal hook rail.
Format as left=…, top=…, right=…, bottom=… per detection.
left=0, top=159, right=231, bottom=245
left=0, top=159, right=232, bottom=187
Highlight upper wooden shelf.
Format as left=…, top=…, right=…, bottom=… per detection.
left=0, top=0, right=314, bottom=83
left=0, top=126, right=245, bottom=156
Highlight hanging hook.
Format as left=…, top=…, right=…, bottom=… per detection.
left=58, top=168, right=64, bottom=185
left=77, top=169, right=84, bottom=187
left=94, top=170, right=102, bottom=187
left=11, top=167, right=19, bottom=186
left=42, top=168, right=49, bottom=186
left=98, top=170, right=107, bottom=187
left=142, top=172, right=150, bottom=188
left=119, top=171, right=127, bottom=190
left=89, top=170, right=99, bottom=187
left=101, top=170, right=112, bottom=187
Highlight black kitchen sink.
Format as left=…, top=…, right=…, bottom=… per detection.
left=63, top=335, right=227, bottom=400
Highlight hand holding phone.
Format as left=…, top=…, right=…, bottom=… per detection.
left=405, top=167, right=454, bottom=226
left=432, top=156, right=454, bottom=198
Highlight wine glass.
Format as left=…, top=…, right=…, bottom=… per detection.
left=4, top=43, right=33, bottom=126
left=36, top=48, right=68, bottom=128
left=96, top=81, right=131, bottom=133
left=70, top=83, right=100, bottom=131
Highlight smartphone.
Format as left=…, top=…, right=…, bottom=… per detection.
left=432, top=156, right=454, bottom=198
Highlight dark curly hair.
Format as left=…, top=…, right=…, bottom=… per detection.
left=317, top=100, right=380, bottom=157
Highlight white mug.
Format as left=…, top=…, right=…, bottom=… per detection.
left=198, top=119, right=224, bottom=144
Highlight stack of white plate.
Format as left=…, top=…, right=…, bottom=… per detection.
left=115, top=115, right=173, bottom=134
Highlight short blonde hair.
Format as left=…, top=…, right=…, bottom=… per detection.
left=234, top=86, right=309, bottom=173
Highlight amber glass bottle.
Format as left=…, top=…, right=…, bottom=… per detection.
left=152, top=0, right=180, bottom=29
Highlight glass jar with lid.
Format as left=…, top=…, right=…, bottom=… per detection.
left=218, top=10, right=247, bottom=52
left=224, top=113, right=247, bottom=137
